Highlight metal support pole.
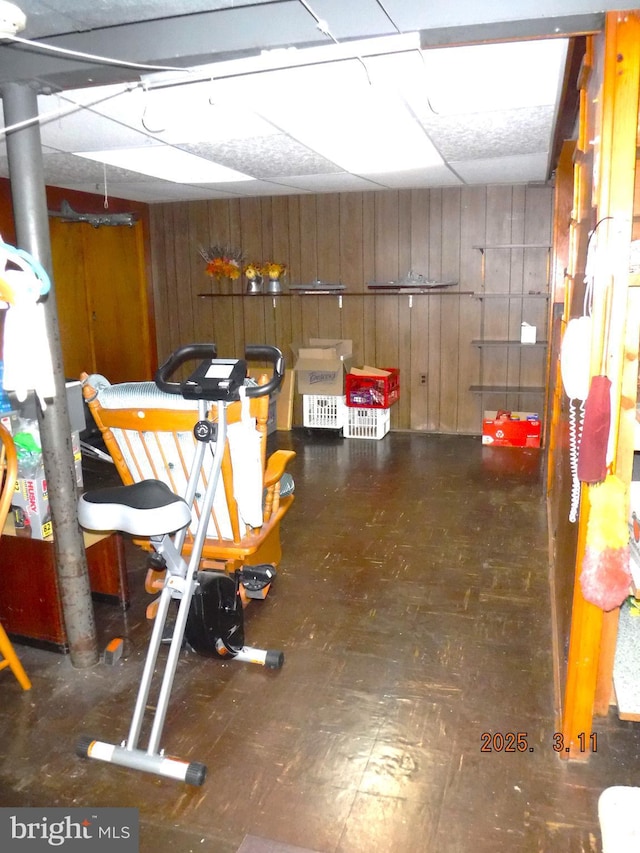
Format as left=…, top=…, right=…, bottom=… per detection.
left=1, top=82, right=98, bottom=667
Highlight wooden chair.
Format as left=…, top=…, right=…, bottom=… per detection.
left=0, top=422, right=32, bottom=690
left=80, top=373, right=296, bottom=589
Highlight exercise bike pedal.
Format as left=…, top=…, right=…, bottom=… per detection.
left=145, top=553, right=168, bottom=594
left=239, top=564, right=277, bottom=599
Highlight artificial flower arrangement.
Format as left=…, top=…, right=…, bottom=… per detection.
left=243, top=261, right=288, bottom=282
left=243, top=262, right=262, bottom=282
left=261, top=261, right=287, bottom=280
left=198, top=245, right=244, bottom=280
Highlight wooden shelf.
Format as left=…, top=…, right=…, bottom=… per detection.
left=469, top=385, right=545, bottom=395
left=473, top=243, right=552, bottom=250
left=473, top=292, right=549, bottom=299
left=471, top=340, right=548, bottom=347
left=198, top=290, right=475, bottom=298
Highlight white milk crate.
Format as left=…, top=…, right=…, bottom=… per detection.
left=303, top=395, right=346, bottom=429
left=343, top=406, right=390, bottom=439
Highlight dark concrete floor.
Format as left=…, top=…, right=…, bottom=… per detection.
left=2, top=430, right=640, bottom=852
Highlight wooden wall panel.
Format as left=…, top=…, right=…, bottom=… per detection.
left=190, top=201, right=215, bottom=344
left=410, top=298, right=429, bottom=430
left=148, top=184, right=553, bottom=432
left=374, top=191, right=400, bottom=283
left=425, top=191, right=444, bottom=431
left=299, top=196, right=319, bottom=284
left=439, top=189, right=462, bottom=432
left=459, top=188, right=485, bottom=431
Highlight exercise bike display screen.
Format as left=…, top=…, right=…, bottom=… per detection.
left=183, top=358, right=248, bottom=401
left=204, top=361, right=236, bottom=379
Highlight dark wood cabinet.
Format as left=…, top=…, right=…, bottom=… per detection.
left=0, top=528, right=129, bottom=652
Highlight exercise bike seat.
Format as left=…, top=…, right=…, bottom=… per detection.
left=78, top=479, right=192, bottom=537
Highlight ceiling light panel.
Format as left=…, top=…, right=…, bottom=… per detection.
left=73, top=146, right=255, bottom=183
left=245, top=60, right=443, bottom=174
left=419, top=38, right=568, bottom=115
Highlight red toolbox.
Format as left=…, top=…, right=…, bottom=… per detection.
left=482, top=410, right=541, bottom=448
left=345, top=367, right=400, bottom=408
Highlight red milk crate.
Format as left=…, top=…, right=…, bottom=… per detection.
left=345, top=367, right=400, bottom=409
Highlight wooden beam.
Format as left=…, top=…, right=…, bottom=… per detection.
left=549, top=38, right=586, bottom=181
left=561, top=10, right=640, bottom=760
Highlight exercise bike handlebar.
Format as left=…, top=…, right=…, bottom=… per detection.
left=155, top=343, right=285, bottom=400
left=155, top=344, right=218, bottom=394
left=244, top=345, right=285, bottom=397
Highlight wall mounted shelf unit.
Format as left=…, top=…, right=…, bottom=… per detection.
left=470, top=243, right=551, bottom=408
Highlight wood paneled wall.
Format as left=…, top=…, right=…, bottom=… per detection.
left=149, top=185, right=553, bottom=433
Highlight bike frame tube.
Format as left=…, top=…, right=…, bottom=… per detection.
left=145, top=401, right=227, bottom=756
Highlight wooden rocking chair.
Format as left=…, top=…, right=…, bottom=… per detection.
left=80, top=372, right=296, bottom=592
left=0, top=422, right=32, bottom=690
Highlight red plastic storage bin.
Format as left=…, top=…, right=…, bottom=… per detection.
left=345, top=368, right=400, bottom=408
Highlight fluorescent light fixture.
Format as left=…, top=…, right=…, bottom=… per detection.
left=295, top=99, right=443, bottom=174
left=74, top=146, right=255, bottom=183
left=248, top=58, right=443, bottom=174
left=421, top=39, right=568, bottom=115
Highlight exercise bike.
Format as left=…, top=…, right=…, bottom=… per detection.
left=76, top=344, right=285, bottom=786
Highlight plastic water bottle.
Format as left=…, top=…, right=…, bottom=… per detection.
left=0, top=361, right=12, bottom=413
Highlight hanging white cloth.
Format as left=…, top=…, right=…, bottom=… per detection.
left=0, top=238, right=55, bottom=408
left=227, top=385, right=264, bottom=529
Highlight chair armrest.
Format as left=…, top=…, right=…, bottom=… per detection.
left=264, top=449, right=296, bottom=489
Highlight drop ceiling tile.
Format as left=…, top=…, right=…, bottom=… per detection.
left=178, top=136, right=342, bottom=179
left=38, top=103, right=158, bottom=153
left=200, top=179, right=312, bottom=197
left=0, top=5, right=577, bottom=202
left=55, top=180, right=237, bottom=203
left=40, top=151, right=155, bottom=185
left=423, top=106, right=555, bottom=161
left=450, top=153, right=550, bottom=185
left=274, top=173, right=385, bottom=193
left=361, top=165, right=463, bottom=188
left=20, top=1, right=276, bottom=39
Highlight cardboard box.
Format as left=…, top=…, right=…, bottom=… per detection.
left=246, top=367, right=294, bottom=431
left=13, top=475, right=52, bottom=540
left=293, top=339, right=353, bottom=396
left=482, top=410, right=541, bottom=448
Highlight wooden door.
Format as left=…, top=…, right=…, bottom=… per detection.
left=49, top=219, right=93, bottom=377
left=51, top=219, right=153, bottom=382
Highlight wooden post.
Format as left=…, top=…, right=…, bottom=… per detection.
left=561, top=10, right=640, bottom=758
